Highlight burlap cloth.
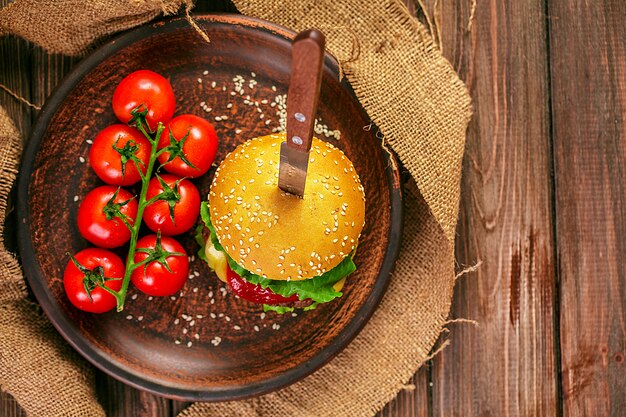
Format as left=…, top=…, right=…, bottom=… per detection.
left=0, top=0, right=471, bottom=416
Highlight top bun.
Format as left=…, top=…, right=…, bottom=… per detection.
left=208, top=133, right=365, bottom=281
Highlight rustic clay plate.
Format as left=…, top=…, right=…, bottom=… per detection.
left=17, top=14, right=402, bottom=401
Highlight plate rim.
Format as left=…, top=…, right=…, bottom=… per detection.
left=16, top=13, right=404, bottom=402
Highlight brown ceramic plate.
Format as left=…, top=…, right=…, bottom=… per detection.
left=17, top=14, right=402, bottom=401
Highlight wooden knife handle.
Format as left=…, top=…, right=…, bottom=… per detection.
left=286, top=28, right=326, bottom=152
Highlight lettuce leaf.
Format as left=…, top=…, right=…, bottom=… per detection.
left=194, top=224, right=208, bottom=262
left=199, top=201, right=355, bottom=305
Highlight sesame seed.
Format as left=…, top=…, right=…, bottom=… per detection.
left=234, top=325, right=241, bottom=330
left=126, top=315, right=133, bottom=320
left=73, top=195, right=79, bottom=202
left=182, top=328, right=188, bottom=334
left=187, top=341, right=193, bottom=348
left=254, top=325, right=260, bottom=332
left=79, top=156, right=85, bottom=163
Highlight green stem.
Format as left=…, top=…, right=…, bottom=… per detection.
left=112, top=122, right=164, bottom=312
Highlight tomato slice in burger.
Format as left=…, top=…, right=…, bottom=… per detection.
left=226, top=267, right=299, bottom=305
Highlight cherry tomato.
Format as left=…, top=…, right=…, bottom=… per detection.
left=157, top=114, right=218, bottom=178
left=112, top=70, right=176, bottom=132
left=89, top=124, right=151, bottom=186
left=143, top=174, right=200, bottom=236
left=226, top=267, right=300, bottom=305
left=77, top=186, right=138, bottom=248
left=63, top=248, right=124, bottom=313
left=131, top=234, right=189, bottom=296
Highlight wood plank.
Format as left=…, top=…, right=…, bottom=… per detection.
left=0, top=392, right=26, bottom=417
left=377, top=367, right=431, bottom=417
left=428, top=0, right=560, bottom=415
left=547, top=0, right=626, bottom=415
left=95, top=372, right=171, bottom=417
left=0, top=5, right=32, bottom=140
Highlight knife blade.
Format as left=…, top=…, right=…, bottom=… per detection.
left=278, top=28, right=326, bottom=197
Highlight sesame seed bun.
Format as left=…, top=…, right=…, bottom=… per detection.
left=208, top=133, right=365, bottom=281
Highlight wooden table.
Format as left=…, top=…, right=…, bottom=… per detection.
left=1, top=0, right=625, bottom=415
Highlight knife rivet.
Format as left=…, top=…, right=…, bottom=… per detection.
left=295, top=112, right=306, bottom=122
left=291, top=136, right=303, bottom=145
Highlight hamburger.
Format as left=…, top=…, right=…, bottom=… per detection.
left=199, top=132, right=365, bottom=313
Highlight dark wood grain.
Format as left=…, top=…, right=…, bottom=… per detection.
left=429, top=0, right=560, bottom=416
left=547, top=0, right=626, bottom=415
left=95, top=373, right=171, bottom=417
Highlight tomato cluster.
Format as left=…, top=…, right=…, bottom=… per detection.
left=65, top=70, right=218, bottom=313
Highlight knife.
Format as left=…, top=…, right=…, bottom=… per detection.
left=278, top=28, right=326, bottom=197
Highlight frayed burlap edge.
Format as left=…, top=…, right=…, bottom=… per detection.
left=0, top=0, right=187, bottom=56
left=0, top=107, right=105, bottom=417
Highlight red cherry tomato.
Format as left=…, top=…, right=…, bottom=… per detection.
left=131, top=234, right=189, bottom=296
left=77, top=186, right=137, bottom=248
left=157, top=114, right=218, bottom=178
left=226, top=267, right=300, bottom=305
left=63, top=248, right=124, bottom=313
left=143, top=174, right=200, bottom=236
left=89, top=124, right=151, bottom=186
left=112, top=70, right=176, bottom=132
